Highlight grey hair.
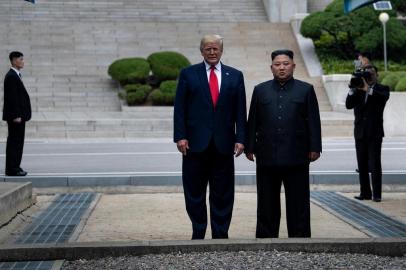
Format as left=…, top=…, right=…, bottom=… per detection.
left=200, top=34, right=223, bottom=51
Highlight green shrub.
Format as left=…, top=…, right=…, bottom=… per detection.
left=150, top=89, right=175, bottom=105
left=395, top=77, right=406, bottom=92
left=160, top=80, right=177, bottom=94
left=118, top=90, right=126, bottom=100
left=124, top=84, right=141, bottom=93
left=392, top=0, right=406, bottom=13
left=126, top=90, right=147, bottom=105
left=108, top=58, right=150, bottom=85
left=381, top=73, right=400, bottom=91
left=378, top=71, right=390, bottom=83
left=124, top=84, right=152, bottom=94
left=300, top=0, right=406, bottom=60
left=147, top=51, right=190, bottom=82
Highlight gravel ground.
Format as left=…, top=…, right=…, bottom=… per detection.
left=62, top=250, right=406, bottom=270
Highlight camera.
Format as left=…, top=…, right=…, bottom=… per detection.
left=349, top=68, right=371, bottom=89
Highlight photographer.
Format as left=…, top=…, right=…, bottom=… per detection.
left=346, top=65, right=390, bottom=202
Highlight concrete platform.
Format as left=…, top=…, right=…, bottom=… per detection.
left=0, top=182, right=34, bottom=227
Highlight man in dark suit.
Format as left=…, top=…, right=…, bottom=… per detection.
left=174, top=34, right=247, bottom=239
left=346, top=65, right=389, bottom=202
left=245, top=49, right=321, bottom=238
left=3, top=51, right=32, bottom=176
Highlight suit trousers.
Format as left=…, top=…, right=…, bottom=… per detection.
left=256, top=163, right=311, bottom=238
left=182, top=140, right=234, bottom=239
left=5, top=121, right=26, bottom=174
left=355, top=137, right=383, bottom=199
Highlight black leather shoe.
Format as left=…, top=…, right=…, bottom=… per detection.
left=373, top=198, right=381, bottom=202
left=6, top=171, right=27, bottom=177
left=18, top=168, right=27, bottom=174
left=354, top=195, right=372, bottom=200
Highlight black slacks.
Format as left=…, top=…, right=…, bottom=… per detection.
left=355, top=137, right=383, bottom=199
left=182, top=141, right=234, bottom=239
left=256, top=163, right=310, bottom=238
left=5, top=121, right=26, bottom=175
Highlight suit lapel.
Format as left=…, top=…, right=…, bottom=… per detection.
left=217, top=64, right=229, bottom=107
left=197, top=62, right=214, bottom=107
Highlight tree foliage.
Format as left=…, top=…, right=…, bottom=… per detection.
left=300, top=0, right=406, bottom=60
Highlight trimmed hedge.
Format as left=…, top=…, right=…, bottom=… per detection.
left=127, top=90, right=148, bottom=105
left=395, top=77, right=406, bottom=92
left=147, top=51, right=190, bottom=82
left=108, top=58, right=150, bottom=85
left=151, top=80, right=178, bottom=105
left=381, top=73, right=400, bottom=91
left=124, top=84, right=152, bottom=94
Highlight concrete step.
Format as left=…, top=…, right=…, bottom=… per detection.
left=0, top=110, right=353, bottom=139
left=0, top=182, right=34, bottom=227
left=0, top=0, right=268, bottom=22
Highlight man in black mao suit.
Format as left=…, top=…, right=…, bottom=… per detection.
left=3, top=51, right=32, bottom=176
left=174, top=34, right=247, bottom=239
left=346, top=65, right=389, bottom=202
left=246, top=50, right=321, bottom=238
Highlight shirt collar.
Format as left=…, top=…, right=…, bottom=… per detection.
left=204, top=61, right=221, bottom=72
left=11, top=67, right=21, bottom=77
left=273, top=76, right=294, bottom=89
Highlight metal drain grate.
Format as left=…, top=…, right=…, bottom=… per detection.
left=0, top=193, right=96, bottom=270
left=311, top=191, right=406, bottom=237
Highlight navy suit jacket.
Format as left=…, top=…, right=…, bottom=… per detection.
left=2, top=69, right=31, bottom=122
left=174, top=62, right=247, bottom=155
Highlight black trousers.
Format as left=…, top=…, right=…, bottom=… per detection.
left=256, top=163, right=310, bottom=238
left=5, top=121, right=26, bottom=175
left=182, top=141, right=234, bottom=239
left=355, top=137, right=383, bottom=199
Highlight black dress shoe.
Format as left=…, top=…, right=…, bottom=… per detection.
left=373, top=198, right=381, bottom=202
left=6, top=171, right=27, bottom=177
left=18, top=168, right=27, bottom=174
left=354, top=195, right=372, bottom=200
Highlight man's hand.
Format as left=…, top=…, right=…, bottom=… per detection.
left=13, top=117, right=22, bottom=123
left=245, top=152, right=254, bottom=162
left=359, top=78, right=368, bottom=92
left=309, top=152, right=320, bottom=162
left=176, top=139, right=189, bottom=156
left=234, top=143, right=244, bottom=157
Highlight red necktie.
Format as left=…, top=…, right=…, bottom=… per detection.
left=209, top=66, right=219, bottom=108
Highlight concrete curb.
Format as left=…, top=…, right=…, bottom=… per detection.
left=0, top=238, right=405, bottom=261
left=0, top=182, right=33, bottom=226
left=2, top=173, right=405, bottom=187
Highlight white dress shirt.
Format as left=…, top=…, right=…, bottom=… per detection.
left=204, top=61, right=222, bottom=92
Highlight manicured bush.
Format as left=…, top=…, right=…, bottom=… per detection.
left=160, top=80, right=177, bottom=94
left=108, top=58, right=150, bottom=85
left=124, top=84, right=152, bottom=94
left=126, top=90, right=147, bottom=105
left=381, top=73, right=400, bottom=91
left=395, top=77, right=406, bottom=92
left=147, top=51, right=190, bottom=82
left=300, top=0, right=406, bottom=60
left=150, top=80, right=178, bottom=105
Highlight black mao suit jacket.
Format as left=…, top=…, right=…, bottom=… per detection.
left=246, top=78, right=322, bottom=166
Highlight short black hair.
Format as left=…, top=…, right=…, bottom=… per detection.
left=364, top=64, right=378, bottom=73
left=271, top=49, right=294, bottom=61
left=9, top=51, right=23, bottom=62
